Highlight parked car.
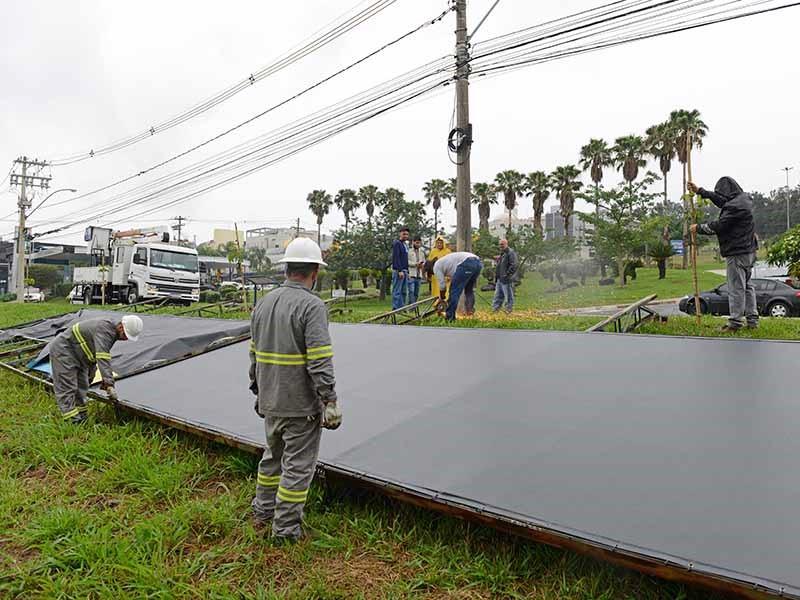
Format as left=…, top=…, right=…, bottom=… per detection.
left=679, top=278, right=800, bottom=318
left=23, top=288, right=45, bottom=302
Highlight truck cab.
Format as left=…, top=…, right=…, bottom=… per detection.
left=126, top=242, right=200, bottom=304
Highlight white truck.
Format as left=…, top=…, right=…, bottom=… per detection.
left=73, top=226, right=200, bottom=305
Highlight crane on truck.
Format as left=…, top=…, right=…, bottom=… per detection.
left=73, top=226, right=200, bottom=306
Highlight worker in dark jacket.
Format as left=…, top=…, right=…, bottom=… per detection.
left=492, top=238, right=518, bottom=313
left=50, top=315, right=143, bottom=423
left=391, top=226, right=410, bottom=310
left=689, top=176, right=758, bottom=331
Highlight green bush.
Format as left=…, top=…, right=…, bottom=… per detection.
left=0, top=293, right=16, bottom=302
left=53, top=282, right=74, bottom=299
left=200, top=291, right=221, bottom=303
left=28, top=265, right=63, bottom=291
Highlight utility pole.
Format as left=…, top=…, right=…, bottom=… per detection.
left=172, top=215, right=187, bottom=245
left=782, top=167, right=794, bottom=231
left=454, top=0, right=472, bottom=252
left=10, top=157, right=50, bottom=303
left=295, top=218, right=301, bottom=239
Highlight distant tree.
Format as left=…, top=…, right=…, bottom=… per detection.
left=550, top=165, right=583, bottom=238
left=612, top=135, right=648, bottom=195
left=523, top=171, right=550, bottom=237
left=670, top=108, right=709, bottom=268
left=583, top=173, right=662, bottom=286
left=494, top=170, right=525, bottom=231
left=307, top=189, right=333, bottom=244
left=504, top=224, right=546, bottom=276
left=767, top=225, right=800, bottom=278
left=28, top=264, right=62, bottom=292
left=381, top=187, right=405, bottom=209
left=196, top=242, right=223, bottom=257
left=334, top=188, right=360, bottom=236
left=358, top=185, right=380, bottom=226
left=245, top=247, right=271, bottom=273
left=471, top=182, right=496, bottom=232
left=423, top=179, right=449, bottom=237
left=579, top=138, right=612, bottom=214
left=326, top=198, right=432, bottom=300
left=646, top=121, right=677, bottom=205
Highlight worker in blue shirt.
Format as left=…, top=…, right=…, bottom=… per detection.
left=391, top=226, right=410, bottom=310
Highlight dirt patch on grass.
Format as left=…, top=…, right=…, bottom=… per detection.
left=0, top=537, right=38, bottom=568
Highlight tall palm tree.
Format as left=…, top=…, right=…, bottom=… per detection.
left=382, top=187, right=405, bottom=209
left=334, top=188, right=359, bottom=236
left=423, top=179, right=448, bottom=236
left=358, top=185, right=380, bottom=227
left=523, top=171, right=550, bottom=237
left=550, top=165, right=583, bottom=238
left=612, top=135, right=647, bottom=195
left=579, top=138, right=612, bottom=215
left=494, top=170, right=524, bottom=231
left=307, top=189, right=333, bottom=244
left=670, top=109, right=709, bottom=267
left=471, top=182, right=496, bottom=232
left=646, top=122, right=677, bottom=205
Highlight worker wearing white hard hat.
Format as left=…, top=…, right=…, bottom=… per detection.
left=250, top=236, right=342, bottom=541
left=48, top=315, right=143, bottom=424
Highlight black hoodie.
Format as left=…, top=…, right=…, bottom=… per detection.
left=696, top=177, right=757, bottom=257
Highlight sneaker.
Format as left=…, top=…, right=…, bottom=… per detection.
left=746, top=322, right=759, bottom=329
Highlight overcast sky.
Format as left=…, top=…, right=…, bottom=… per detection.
left=2, top=0, right=799, bottom=246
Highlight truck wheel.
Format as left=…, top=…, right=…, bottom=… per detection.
left=127, top=288, right=138, bottom=305
left=83, top=288, right=92, bottom=305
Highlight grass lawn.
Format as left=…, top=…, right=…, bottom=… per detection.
left=0, top=304, right=728, bottom=598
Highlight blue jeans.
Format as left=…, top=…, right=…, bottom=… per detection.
left=391, top=270, right=408, bottom=310
left=492, top=280, right=514, bottom=312
left=446, top=257, right=482, bottom=321
left=407, top=277, right=421, bottom=304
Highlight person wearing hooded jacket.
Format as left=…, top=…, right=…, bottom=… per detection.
left=688, top=176, right=759, bottom=331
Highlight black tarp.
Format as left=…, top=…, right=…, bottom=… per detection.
left=0, top=310, right=249, bottom=378
left=111, top=325, right=800, bottom=598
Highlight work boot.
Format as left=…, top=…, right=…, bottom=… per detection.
left=720, top=324, right=741, bottom=333
left=252, top=512, right=273, bottom=530
left=69, top=412, right=88, bottom=425
left=746, top=321, right=759, bottom=330
left=271, top=524, right=322, bottom=545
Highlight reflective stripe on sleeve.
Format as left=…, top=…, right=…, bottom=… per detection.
left=306, top=345, right=333, bottom=361
left=95, top=352, right=112, bottom=360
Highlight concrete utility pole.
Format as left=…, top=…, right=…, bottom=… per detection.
left=172, top=215, right=187, bottom=245
left=782, top=166, right=794, bottom=231
left=11, top=157, right=50, bottom=303
left=295, top=218, right=301, bottom=239
left=454, top=0, right=472, bottom=252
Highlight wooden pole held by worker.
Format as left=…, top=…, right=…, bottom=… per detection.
left=686, top=132, right=701, bottom=325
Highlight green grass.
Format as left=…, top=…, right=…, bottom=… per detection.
left=638, top=315, right=800, bottom=340
left=0, top=301, right=727, bottom=598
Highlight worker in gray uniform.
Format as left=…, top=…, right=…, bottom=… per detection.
left=249, top=237, right=342, bottom=542
left=49, top=314, right=143, bottom=423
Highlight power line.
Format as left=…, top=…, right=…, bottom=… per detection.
left=42, top=4, right=453, bottom=214
left=46, top=0, right=402, bottom=166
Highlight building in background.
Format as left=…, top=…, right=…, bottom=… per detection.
left=211, top=228, right=245, bottom=249
left=544, top=206, right=594, bottom=258
left=245, top=226, right=332, bottom=263
left=487, top=209, right=540, bottom=237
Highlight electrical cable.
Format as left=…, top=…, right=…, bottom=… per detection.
left=47, top=0, right=402, bottom=166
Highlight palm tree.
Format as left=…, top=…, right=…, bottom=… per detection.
left=423, top=179, right=448, bottom=237
left=494, top=170, right=524, bottom=231
left=670, top=109, right=709, bottom=267
left=613, top=135, right=647, bottom=195
left=471, top=182, right=496, bottom=231
left=550, top=165, right=583, bottom=238
left=358, top=185, right=380, bottom=226
left=523, top=171, right=550, bottom=237
left=646, top=122, right=678, bottom=205
left=334, top=188, right=359, bottom=236
left=579, top=138, right=612, bottom=214
left=382, top=187, right=405, bottom=209
left=307, top=189, right=333, bottom=244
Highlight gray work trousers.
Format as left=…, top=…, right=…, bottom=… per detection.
left=726, top=252, right=758, bottom=328
left=50, top=337, right=94, bottom=421
left=252, top=414, right=322, bottom=539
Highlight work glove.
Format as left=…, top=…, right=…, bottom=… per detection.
left=249, top=380, right=258, bottom=395
left=106, top=386, right=118, bottom=402
left=253, top=399, right=264, bottom=419
left=322, top=401, right=342, bottom=430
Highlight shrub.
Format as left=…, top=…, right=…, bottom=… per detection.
left=53, top=282, right=74, bottom=299
left=0, top=293, right=16, bottom=302
left=200, top=291, right=221, bottom=303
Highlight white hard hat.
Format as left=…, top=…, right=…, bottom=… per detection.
left=278, top=237, right=327, bottom=267
left=121, top=315, right=143, bottom=342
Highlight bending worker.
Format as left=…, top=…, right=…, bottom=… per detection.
left=249, top=237, right=342, bottom=543
left=50, top=315, right=143, bottom=423
left=428, top=251, right=482, bottom=321
left=688, top=176, right=758, bottom=332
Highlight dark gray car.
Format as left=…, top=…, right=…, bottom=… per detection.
left=680, top=278, right=800, bottom=318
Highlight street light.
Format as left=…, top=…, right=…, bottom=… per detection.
left=27, top=187, right=78, bottom=218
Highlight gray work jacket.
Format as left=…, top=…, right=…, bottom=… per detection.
left=249, top=281, right=337, bottom=417
left=56, top=317, right=119, bottom=386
